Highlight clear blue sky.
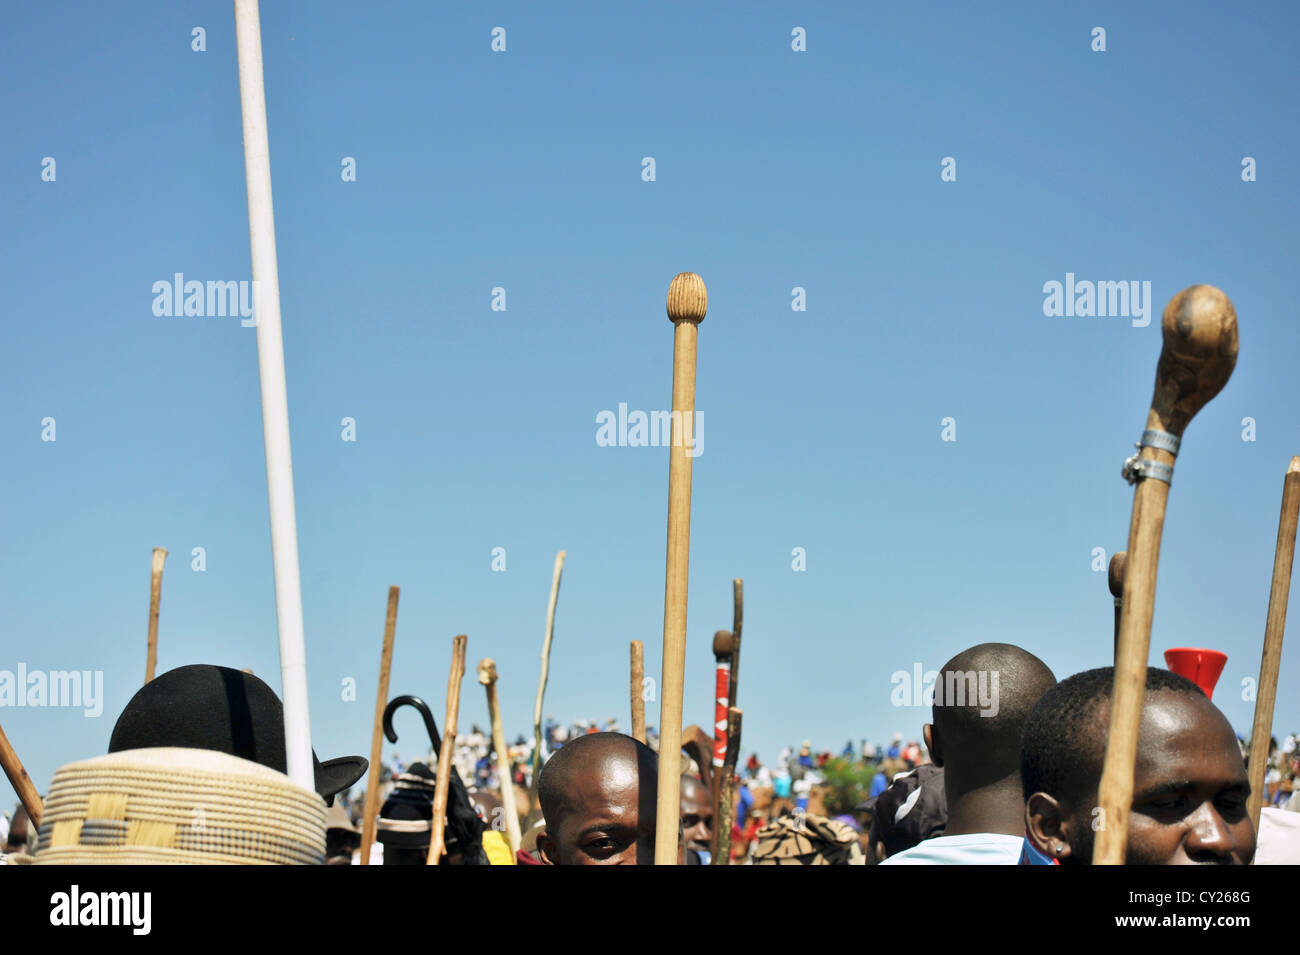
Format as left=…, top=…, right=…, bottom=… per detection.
left=3, top=1, right=1298, bottom=810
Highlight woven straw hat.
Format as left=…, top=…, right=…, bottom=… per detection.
left=34, top=747, right=325, bottom=865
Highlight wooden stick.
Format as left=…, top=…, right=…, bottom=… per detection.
left=478, top=658, right=523, bottom=854
left=428, top=634, right=468, bottom=865
left=711, top=707, right=742, bottom=865
left=655, top=272, right=707, bottom=865
left=630, top=640, right=646, bottom=743
left=728, top=578, right=744, bottom=713
left=144, top=547, right=168, bottom=684
left=527, top=550, right=565, bottom=824
left=359, top=586, right=399, bottom=866
left=234, top=0, right=314, bottom=792
left=710, top=630, right=734, bottom=771
left=0, top=721, right=42, bottom=829
left=1246, top=455, right=1300, bottom=831
left=1094, top=285, right=1238, bottom=865
left=1108, top=552, right=1126, bottom=661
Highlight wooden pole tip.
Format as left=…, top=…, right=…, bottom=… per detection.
left=712, top=629, right=734, bottom=658
left=667, top=272, right=707, bottom=324
left=1108, top=551, right=1127, bottom=598
left=1152, top=285, right=1238, bottom=434
left=477, top=658, right=498, bottom=685
left=1288, top=455, right=1300, bottom=475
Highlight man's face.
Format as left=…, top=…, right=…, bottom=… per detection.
left=680, top=776, right=713, bottom=855
left=538, top=753, right=658, bottom=865
left=1123, top=693, right=1254, bottom=864
left=1061, top=691, right=1255, bottom=865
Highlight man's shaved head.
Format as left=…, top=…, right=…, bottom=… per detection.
left=1021, top=667, right=1200, bottom=808
left=537, top=733, right=659, bottom=865
left=929, top=643, right=1057, bottom=789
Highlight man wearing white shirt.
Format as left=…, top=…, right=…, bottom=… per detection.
left=882, top=643, right=1056, bottom=865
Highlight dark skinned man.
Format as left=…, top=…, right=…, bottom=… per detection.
left=1020, top=666, right=1255, bottom=865
left=680, top=773, right=714, bottom=863
left=882, top=642, right=1056, bottom=864
left=537, top=732, right=663, bottom=865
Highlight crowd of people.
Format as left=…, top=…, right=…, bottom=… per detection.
left=320, top=643, right=1300, bottom=865
left=8, top=642, right=1290, bottom=866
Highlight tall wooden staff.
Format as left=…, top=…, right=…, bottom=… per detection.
left=712, top=578, right=744, bottom=862
left=1108, top=552, right=1126, bottom=660
left=234, top=0, right=314, bottom=792
left=711, top=707, right=742, bottom=865
left=655, top=272, right=707, bottom=865
left=710, top=630, right=734, bottom=770
left=428, top=634, right=468, bottom=865
left=527, top=550, right=565, bottom=822
left=1094, top=285, right=1238, bottom=865
left=728, top=579, right=744, bottom=713
left=359, top=586, right=399, bottom=865
left=478, top=658, right=523, bottom=854
left=630, top=640, right=646, bottom=743
left=1246, top=455, right=1300, bottom=830
left=709, top=580, right=744, bottom=772
left=144, top=547, right=168, bottom=684
left=0, top=723, right=42, bottom=828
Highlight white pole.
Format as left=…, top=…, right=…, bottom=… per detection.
left=233, top=0, right=314, bottom=793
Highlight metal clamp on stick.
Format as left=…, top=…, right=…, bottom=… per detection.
left=1121, top=429, right=1180, bottom=486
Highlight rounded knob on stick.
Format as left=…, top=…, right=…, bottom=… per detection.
left=1107, top=552, right=1127, bottom=599
left=667, top=272, right=707, bottom=325
left=712, top=629, right=734, bottom=659
left=477, top=658, right=498, bottom=685
left=1151, top=285, right=1238, bottom=436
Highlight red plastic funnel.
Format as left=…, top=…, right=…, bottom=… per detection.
left=1163, top=647, right=1228, bottom=699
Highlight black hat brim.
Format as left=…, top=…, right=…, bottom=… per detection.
left=316, top=755, right=368, bottom=802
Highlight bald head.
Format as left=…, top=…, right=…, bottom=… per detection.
left=928, top=643, right=1056, bottom=792
left=537, top=733, right=660, bottom=865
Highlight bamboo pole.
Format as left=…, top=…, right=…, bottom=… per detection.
left=655, top=272, right=707, bottom=865
left=428, top=634, right=468, bottom=865
left=0, top=722, right=42, bottom=829
left=359, top=586, right=399, bottom=865
left=630, top=640, right=646, bottom=743
left=526, top=550, right=565, bottom=822
left=1246, top=456, right=1300, bottom=831
left=478, top=658, right=523, bottom=854
left=144, top=547, right=168, bottom=684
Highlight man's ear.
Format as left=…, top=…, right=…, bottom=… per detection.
left=923, top=723, right=941, bottom=767
left=1025, top=792, right=1074, bottom=862
left=536, top=830, right=559, bottom=866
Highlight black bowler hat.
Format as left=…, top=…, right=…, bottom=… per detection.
left=108, top=664, right=367, bottom=805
